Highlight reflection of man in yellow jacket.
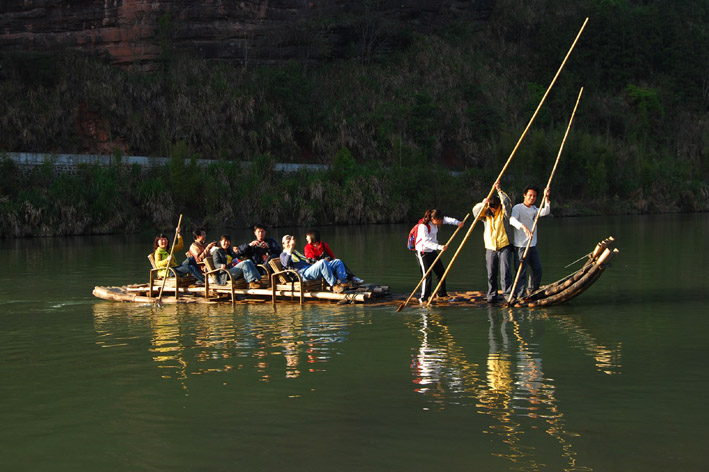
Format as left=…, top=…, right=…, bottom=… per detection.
left=473, top=181, right=513, bottom=303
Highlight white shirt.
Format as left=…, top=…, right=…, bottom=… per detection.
left=509, top=201, right=550, bottom=247
left=415, top=217, right=460, bottom=252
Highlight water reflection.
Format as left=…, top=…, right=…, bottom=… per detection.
left=551, top=314, right=622, bottom=375
left=409, top=312, right=482, bottom=408
left=410, top=309, right=621, bottom=471
left=93, top=303, right=359, bottom=386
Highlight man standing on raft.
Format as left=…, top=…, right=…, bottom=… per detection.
left=509, top=185, right=551, bottom=298
left=473, top=181, right=514, bottom=303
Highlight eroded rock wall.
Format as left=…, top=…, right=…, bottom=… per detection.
left=0, top=0, right=493, bottom=66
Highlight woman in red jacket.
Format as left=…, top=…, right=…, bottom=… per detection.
left=304, top=229, right=363, bottom=284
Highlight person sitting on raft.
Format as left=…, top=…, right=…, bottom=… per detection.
left=185, top=226, right=217, bottom=272
left=237, top=224, right=282, bottom=266
left=304, top=229, right=364, bottom=284
left=211, top=235, right=264, bottom=289
left=154, top=227, right=205, bottom=285
left=280, top=234, right=350, bottom=293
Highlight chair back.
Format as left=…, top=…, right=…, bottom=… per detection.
left=268, top=258, right=294, bottom=284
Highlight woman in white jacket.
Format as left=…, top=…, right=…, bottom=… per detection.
left=414, top=209, right=464, bottom=303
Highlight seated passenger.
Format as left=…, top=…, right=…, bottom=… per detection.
left=185, top=226, right=217, bottom=272
left=304, top=229, right=363, bottom=284
left=154, top=227, right=205, bottom=284
left=280, top=235, right=349, bottom=293
left=237, top=224, right=281, bottom=266
left=211, top=235, right=263, bottom=289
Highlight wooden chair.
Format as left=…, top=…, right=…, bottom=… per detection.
left=203, top=257, right=248, bottom=304
left=256, top=262, right=271, bottom=287
left=147, top=253, right=195, bottom=301
left=268, top=258, right=324, bottom=305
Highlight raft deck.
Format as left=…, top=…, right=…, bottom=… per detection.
left=92, top=282, right=392, bottom=305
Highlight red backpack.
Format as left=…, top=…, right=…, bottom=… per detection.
left=407, top=219, right=430, bottom=250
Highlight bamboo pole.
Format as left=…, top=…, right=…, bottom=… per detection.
left=506, top=87, right=584, bottom=305
left=156, top=214, right=183, bottom=305
left=425, top=19, right=589, bottom=308
left=396, top=213, right=470, bottom=312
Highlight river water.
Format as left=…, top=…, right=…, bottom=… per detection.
left=1, top=214, right=707, bottom=471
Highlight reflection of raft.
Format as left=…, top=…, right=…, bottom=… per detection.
left=509, top=236, right=619, bottom=308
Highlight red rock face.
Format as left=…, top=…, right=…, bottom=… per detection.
left=0, top=0, right=492, bottom=66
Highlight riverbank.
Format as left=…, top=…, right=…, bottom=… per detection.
left=1, top=152, right=706, bottom=238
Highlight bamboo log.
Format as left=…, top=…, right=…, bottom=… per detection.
left=513, top=248, right=618, bottom=307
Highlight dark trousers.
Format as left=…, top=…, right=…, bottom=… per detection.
left=485, top=245, right=513, bottom=301
left=416, top=251, right=447, bottom=301
left=514, top=245, right=542, bottom=297
left=175, top=258, right=205, bottom=283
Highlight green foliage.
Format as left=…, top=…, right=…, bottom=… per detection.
left=331, top=147, right=357, bottom=184
left=0, top=0, right=707, bottom=232
left=408, top=93, right=439, bottom=157
left=625, top=84, right=665, bottom=137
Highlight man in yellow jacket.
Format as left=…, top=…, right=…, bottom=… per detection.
left=472, top=181, right=513, bottom=303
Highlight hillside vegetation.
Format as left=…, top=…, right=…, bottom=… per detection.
left=0, top=0, right=707, bottom=236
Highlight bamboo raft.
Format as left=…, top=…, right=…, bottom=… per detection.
left=92, top=237, right=618, bottom=307
left=92, top=282, right=392, bottom=305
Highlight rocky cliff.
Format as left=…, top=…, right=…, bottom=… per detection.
left=0, top=0, right=492, bottom=67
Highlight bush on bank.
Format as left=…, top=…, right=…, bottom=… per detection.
left=0, top=150, right=471, bottom=237
left=1, top=144, right=706, bottom=238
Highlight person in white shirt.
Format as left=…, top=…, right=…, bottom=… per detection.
left=509, top=186, right=551, bottom=298
left=414, top=209, right=464, bottom=303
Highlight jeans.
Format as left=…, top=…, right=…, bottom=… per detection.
left=513, top=245, right=542, bottom=297
left=172, top=260, right=205, bottom=283
left=228, top=260, right=260, bottom=283
left=300, top=259, right=348, bottom=286
left=485, top=245, right=513, bottom=300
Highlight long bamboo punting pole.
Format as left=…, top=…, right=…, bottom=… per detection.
left=425, top=18, right=589, bottom=308
left=506, top=87, right=584, bottom=305
left=396, top=213, right=470, bottom=312
left=156, top=214, right=183, bottom=305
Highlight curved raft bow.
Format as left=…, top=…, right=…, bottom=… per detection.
left=509, top=237, right=619, bottom=308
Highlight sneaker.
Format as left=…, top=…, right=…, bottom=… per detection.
left=351, top=277, right=364, bottom=284
left=195, top=280, right=205, bottom=287
left=248, top=281, right=263, bottom=289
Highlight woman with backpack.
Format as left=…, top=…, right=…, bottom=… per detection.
left=412, top=209, right=464, bottom=303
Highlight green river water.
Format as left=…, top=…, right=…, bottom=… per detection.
left=1, top=213, right=708, bottom=471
